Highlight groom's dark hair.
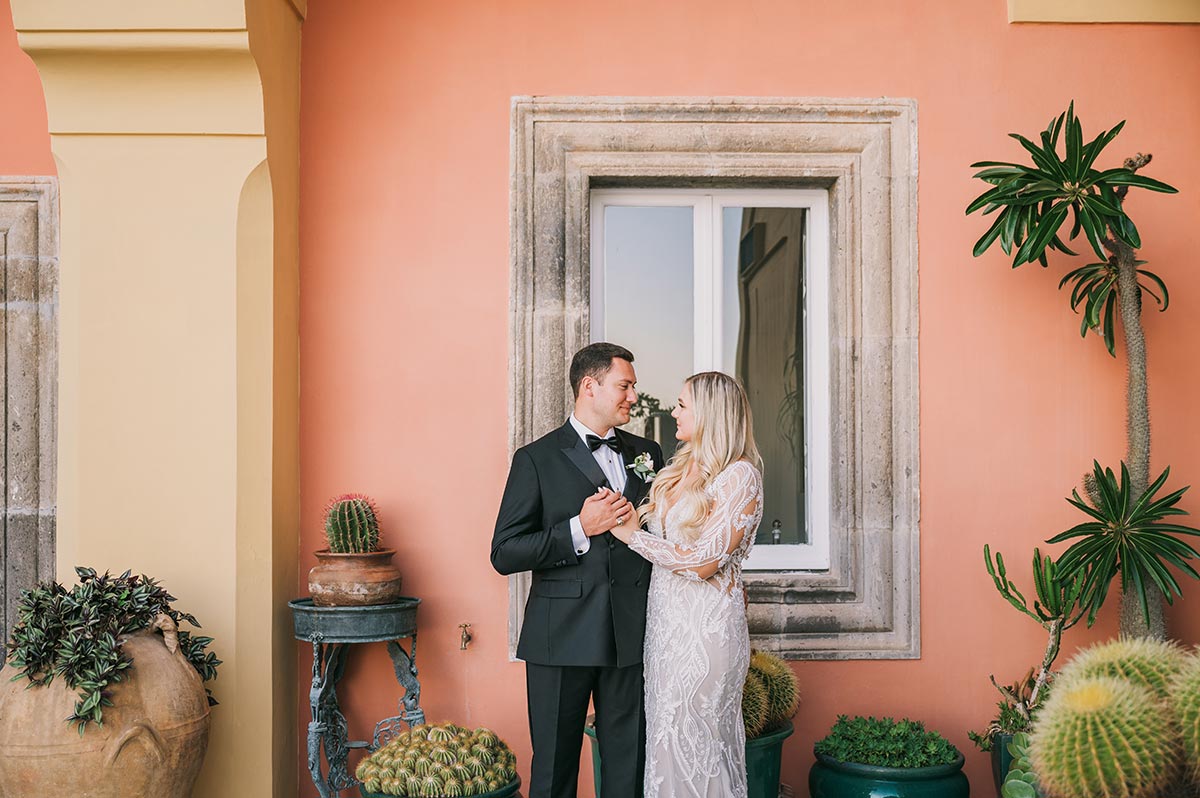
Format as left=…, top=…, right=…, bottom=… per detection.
left=570, top=343, right=635, bottom=398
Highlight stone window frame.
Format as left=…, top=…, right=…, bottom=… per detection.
left=0, top=177, right=58, bottom=642
left=507, top=97, right=919, bottom=660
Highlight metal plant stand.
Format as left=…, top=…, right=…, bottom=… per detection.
left=290, top=597, right=426, bottom=798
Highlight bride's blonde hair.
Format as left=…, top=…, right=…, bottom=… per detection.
left=639, top=372, right=762, bottom=542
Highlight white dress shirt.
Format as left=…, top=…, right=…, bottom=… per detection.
left=568, top=414, right=627, bottom=556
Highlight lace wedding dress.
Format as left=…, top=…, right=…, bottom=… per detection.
left=628, top=460, right=764, bottom=798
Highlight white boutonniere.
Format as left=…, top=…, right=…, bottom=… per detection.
left=627, top=452, right=657, bottom=482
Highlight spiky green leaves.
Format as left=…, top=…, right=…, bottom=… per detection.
left=967, top=102, right=1177, bottom=269
left=1032, top=675, right=1177, bottom=798
left=324, top=493, right=382, bottom=554
left=1058, top=258, right=1168, bottom=356
left=1049, top=461, right=1200, bottom=626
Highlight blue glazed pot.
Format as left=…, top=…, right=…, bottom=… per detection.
left=809, top=751, right=970, bottom=798
left=359, top=776, right=520, bottom=798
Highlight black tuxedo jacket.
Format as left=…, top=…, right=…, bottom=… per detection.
left=491, top=420, right=664, bottom=668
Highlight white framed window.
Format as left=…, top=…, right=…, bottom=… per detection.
left=590, top=188, right=831, bottom=571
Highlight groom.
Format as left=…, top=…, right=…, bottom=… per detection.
left=491, top=342, right=664, bottom=798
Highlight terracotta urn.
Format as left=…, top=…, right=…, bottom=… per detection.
left=309, top=548, right=404, bottom=606
left=0, top=617, right=211, bottom=798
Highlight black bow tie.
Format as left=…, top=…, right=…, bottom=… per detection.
left=586, top=434, right=621, bottom=453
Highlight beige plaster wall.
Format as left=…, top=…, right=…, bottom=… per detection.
left=10, top=1, right=301, bottom=795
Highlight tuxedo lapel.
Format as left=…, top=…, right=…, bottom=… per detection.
left=559, top=422, right=610, bottom=490
left=614, top=429, right=643, bottom=502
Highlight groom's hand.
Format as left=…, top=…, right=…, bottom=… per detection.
left=580, top=488, right=634, bottom=537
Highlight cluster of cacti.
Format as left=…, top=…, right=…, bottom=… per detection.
left=1030, top=638, right=1200, bottom=798
left=1057, top=637, right=1186, bottom=699
left=324, top=493, right=381, bottom=554
left=742, top=650, right=799, bottom=739
left=355, top=722, right=517, bottom=797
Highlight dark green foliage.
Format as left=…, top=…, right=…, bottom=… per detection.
left=965, top=102, right=1177, bottom=356
left=814, top=715, right=959, bottom=769
left=3, top=567, right=222, bottom=733
left=1000, top=733, right=1042, bottom=798
left=1049, top=461, right=1200, bottom=626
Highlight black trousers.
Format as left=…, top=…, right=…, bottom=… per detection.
left=525, top=662, right=645, bottom=798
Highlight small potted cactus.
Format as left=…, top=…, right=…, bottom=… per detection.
left=355, top=721, right=520, bottom=797
left=308, top=493, right=404, bottom=607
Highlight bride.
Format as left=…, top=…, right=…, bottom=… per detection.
left=609, top=371, right=764, bottom=798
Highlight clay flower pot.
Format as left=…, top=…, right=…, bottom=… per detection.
left=309, top=548, right=403, bottom=607
left=0, top=619, right=211, bottom=798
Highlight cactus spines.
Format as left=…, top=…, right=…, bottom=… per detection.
left=357, top=721, right=517, bottom=796
left=1031, top=675, right=1177, bottom=798
left=1061, top=637, right=1187, bottom=699
left=741, top=670, right=769, bottom=739
left=749, top=650, right=800, bottom=731
left=1172, top=653, right=1200, bottom=781
left=323, top=493, right=382, bottom=554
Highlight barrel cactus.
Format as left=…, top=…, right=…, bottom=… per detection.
left=741, top=670, right=769, bottom=739
left=1172, top=652, right=1200, bottom=782
left=1059, top=637, right=1187, bottom=699
left=749, top=649, right=799, bottom=732
left=324, top=493, right=381, bottom=554
left=1031, top=675, right=1177, bottom=798
left=356, top=722, right=517, bottom=796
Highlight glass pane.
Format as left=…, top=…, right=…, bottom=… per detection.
left=721, top=206, right=807, bottom=545
left=600, top=205, right=693, bottom=457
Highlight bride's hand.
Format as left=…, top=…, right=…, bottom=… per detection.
left=609, top=522, right=633, bottom=545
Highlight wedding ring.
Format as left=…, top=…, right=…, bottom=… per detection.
left=616, top=515, right=625, bottom=525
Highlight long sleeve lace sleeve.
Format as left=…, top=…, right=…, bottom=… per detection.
left=628, top=461, right=762, bottom=580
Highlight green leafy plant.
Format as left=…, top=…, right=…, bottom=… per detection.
left=355, top=721, right=517, bottom=796
left=3, top=567, right=220, bottom=733
left=967, top=102, right=1184, bottom=639
left=1049, top=461, right=1200, bottom=626
left=814, top=715, right=959, bottom=769
left=324, top=493, right=382, bottom=554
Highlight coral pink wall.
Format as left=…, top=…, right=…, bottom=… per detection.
left=0, top=0, right=52, bottom=175
left=298, top=2, right=1200, bottom=795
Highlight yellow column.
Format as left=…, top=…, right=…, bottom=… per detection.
left=10, top=2, right=302, bottom=796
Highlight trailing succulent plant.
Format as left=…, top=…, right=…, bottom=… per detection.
left=1030, top=674, right=1176, bottom=798
left=324, top=493, right=382, bottom=554
left=355, top=722, right=517, bottom=797
left=3, top=567, right=221, bottom=732
left=748, top=650, right=800, bottom=734
left=814, top=715, right=960, bottom=769
left=1001, top=733, right=1042, bottom=798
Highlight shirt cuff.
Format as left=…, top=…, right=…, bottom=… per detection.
left=569, top=515, right=590, bottom=556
